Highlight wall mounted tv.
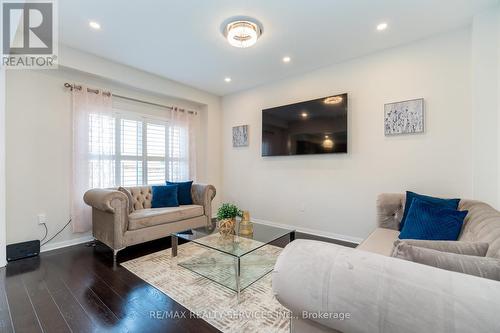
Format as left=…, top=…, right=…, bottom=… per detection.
left=262, top=93, right=348, bottom=156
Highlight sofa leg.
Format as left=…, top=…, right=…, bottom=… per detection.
left=113, top=248, right=121, bottom=264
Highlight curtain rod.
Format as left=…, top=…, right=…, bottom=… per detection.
left=63, top=83, right=198, bottom=115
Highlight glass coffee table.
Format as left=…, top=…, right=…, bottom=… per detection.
left=171, top=223, right=295, bottom=297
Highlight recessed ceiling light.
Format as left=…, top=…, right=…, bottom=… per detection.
left=224, top=77, right=232, bottom=83
left=376, top=22, right=388, bottom=31
left=282, top=56, right=291, bottom=63
left=89, top=21, right=101, bottom=30
left=223, top=17, right=263, bottom=48
left=301, top=112, right=308, bottom=118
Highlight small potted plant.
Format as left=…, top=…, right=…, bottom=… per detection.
left=217, top=203, right=242, bottom=237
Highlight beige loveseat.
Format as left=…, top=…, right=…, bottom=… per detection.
left=84, top=184, right=216, bottom=261
left=273, top=194, right=500, bottom=333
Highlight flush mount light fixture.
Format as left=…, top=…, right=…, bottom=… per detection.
left=224, top=77, right=232, bottom=83
left=282, top=56, right=291, bottom=63
left=89, top=21, right=101, bottom=30
left=324, top=96, right=343, bottom=105
left=377, top=22, right=388, bottom=31
left=223, top=17, right=263, bottom=48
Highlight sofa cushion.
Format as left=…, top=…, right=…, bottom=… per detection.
left=458, top=199, right=500, bottom=258
left=128, top=205, right=204, bottom=230
left=392, top=242, right=500, bottom=281
left=400, top=191, right=460, bottom=231
left=357, top=227, right=400, bottom=256
left=151, top=185, right=179, bottom=208
left=167, top=180, right=193, bottom=205
left=392, top=239, right=489, bottom=257
left=399, top=199, right=467, bottom=241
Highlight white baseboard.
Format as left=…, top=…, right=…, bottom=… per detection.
left=40, top=235, right=95, bottom=253
left=251, top=218, right=363, bottom=245
left=38, top=221, right=362, bottom=253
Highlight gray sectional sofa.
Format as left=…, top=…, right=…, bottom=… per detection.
left=357, top=193, right=500, bottom=257
left=272, top=194, right=500, bottom=333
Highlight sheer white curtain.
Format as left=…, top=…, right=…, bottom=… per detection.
left=72, top=86, right=113, bottom=233
left=168, top=107, right=198, bottom=182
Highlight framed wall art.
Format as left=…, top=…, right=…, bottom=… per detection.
left=384, top=98, right=424, bottom=136
left=232, top=125, right=249, bottom=147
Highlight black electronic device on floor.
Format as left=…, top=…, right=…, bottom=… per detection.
left=6, top=240, right=40, bottom=262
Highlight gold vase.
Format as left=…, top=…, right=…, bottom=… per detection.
left=218, top=218, right=236, bottom=237
left=239, top=211, right=253, bottom=236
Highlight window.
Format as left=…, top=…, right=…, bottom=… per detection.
left=88, top=111, right=190, bottom=188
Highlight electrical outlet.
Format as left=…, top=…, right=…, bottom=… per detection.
left=37, top=213, right=47, bottom=225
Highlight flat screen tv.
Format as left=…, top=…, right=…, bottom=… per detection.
left=262, top=93, right=348, bottom=156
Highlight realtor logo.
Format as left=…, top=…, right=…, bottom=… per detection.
left=2, top=0, right=58, bottom=68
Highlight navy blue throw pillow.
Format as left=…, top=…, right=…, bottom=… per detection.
left=151, top=185, right=179, bottom=208
left=166, top=180, right=193, bottom=205
left=399, top=199, right=468, bottom=241
left=400, top=191, right=460, bottom=231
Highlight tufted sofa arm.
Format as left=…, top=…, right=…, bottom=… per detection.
left=273, top=239, right=500, bottom=333
left=376, top=193, right=405, bottom=230
left=84, top=188, right=129, bottom=251
left=84, top=189, right=128, bottom=213
left=192, top=184, right=216, bottom=228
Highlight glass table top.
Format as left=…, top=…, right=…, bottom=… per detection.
left=173, top=222, right=295, bottom=258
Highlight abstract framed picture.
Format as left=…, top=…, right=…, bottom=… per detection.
left=232, top=125, right=249, bottom=147
left=384, top=98, right=424, bottom=136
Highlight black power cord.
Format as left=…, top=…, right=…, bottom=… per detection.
left=41, top=218, right=72, bottom=247
left=40, top=223, right=48, bottom=243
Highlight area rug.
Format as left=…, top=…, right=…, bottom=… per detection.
left=121, top=242, right=291, bottom=333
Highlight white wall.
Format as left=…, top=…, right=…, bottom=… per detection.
left=222, top=29, right=473, bottom=241
left=471, top=6, right=500, bottom=207
left=0, top=65, right=6, bottom=266
left=5, top=48, right=223, bottom=249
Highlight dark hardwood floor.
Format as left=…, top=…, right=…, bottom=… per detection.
left=0, top=232, right=356, bottom=333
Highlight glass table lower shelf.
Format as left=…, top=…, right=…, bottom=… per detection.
left=171, top=222, right=295, bottom=298
left=177, top=245, right=278, bottom=293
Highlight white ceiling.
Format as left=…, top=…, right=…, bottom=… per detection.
left=60, top=0, right=498, bottom=96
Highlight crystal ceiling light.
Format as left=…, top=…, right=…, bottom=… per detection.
left=89, top=21, right=101, bottom=30
left=322, top=138, right=334, bottom=150
left=377, top=22, right=388, bottom=31
left=324, top=96, right=343, bottom=105
left=223, top=18, right=263, bottom=48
